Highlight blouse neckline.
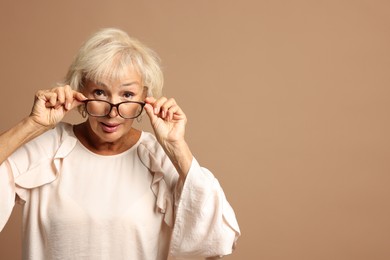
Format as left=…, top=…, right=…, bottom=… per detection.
left=70, top=125, right=144, bottom=158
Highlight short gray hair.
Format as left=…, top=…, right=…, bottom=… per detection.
left=63, top=28, right=163, bottom=97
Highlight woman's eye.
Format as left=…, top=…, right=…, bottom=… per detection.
left=124, top=92, right=134, bottom=98
left=93, top=89, right=105, bottom=96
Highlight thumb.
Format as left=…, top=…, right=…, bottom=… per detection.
left=69, top=92, right=87, bottom=110
left=144, top=103, right=158, bottom=124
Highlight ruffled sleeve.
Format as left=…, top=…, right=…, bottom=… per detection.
left=169, top=158, right=241, bottom=258
left=137, top=132, right=178, bottom=227
left=136, top=132, right=240, bottom=258
left=0, top=160, right=16, bottom=232
left=0, top=123, right=77, bottom=232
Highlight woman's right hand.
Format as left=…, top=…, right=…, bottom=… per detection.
left=29, top=85, right=87, bottom=127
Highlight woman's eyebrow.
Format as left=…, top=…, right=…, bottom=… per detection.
left=95, top=81, right=108, bottom=88
left=95, top=81, right=140, bottom=88
left=121, top=82, right=140, bottom=87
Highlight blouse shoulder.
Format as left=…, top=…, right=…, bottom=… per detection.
left=10, top=122, right=73, bottom=164
left=9, top=122, right=77, bottom=190
left=0, top=122, right=75, bottom=231
left=136, top=132, right=177, bottom=183
left=137, top=132, right=161, bottom=152
left=136, top=132, right=178, bottom=227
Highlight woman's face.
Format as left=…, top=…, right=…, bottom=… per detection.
left=81, top=67, right=146, bottom=145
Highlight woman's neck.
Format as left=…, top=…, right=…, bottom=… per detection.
left=73, top=122, right=141, bottom=155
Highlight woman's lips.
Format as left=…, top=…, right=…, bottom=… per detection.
left=100, top=122, right=120, bottom=133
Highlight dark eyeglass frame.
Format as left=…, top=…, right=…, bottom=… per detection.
left=82, top=99, right=146, bottom=119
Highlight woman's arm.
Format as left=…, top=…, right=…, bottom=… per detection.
left=143, top=96, right=240, bottom=257
left=144, top=96, right=193, bottom=180
left=0, top=117, right=49, bottom=164
left=170, top=159, right=241, bottom=258
left=0, top=85, right=86, bottom=165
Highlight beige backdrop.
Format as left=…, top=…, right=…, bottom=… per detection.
left=1, top=0, right=390, bottom=259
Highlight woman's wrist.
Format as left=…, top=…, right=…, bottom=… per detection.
left=27, top=115, right=53, bottom=130
left=0, top=117, right=50, bottom=164
left=163, top=139, right=193, bottom=179
left=18, top=116, right=52, bottom=143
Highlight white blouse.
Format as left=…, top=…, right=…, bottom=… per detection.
left=0, top=122, right=240, bottom=260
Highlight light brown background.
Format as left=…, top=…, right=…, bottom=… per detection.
left=1, top=0, right=389, bottom=259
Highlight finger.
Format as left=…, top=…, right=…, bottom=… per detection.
left=65, top=91, right=87, bottom=110
left=65, top=89, right=85, bottom=110
left=166, top=104, right=182, bottom=121
left=64, top=85, right=73, bottom=110
left=170, top=105, right=187, bottom=122
left=54, top=87, right=66, bottom=108
left=143, top=103, right=158, bottom=124
left=160, top=98, right=177, bottom=119
left=35, top=90, right=47, bottom=101
left=35, top=90, right=48, bottom=108
left=144, top=96, right=157, bottom=115
left=152, top=97, right=168, bottom=115
left=46, top=92, right=59, bottom=108
left=74, top=91, right=87, bottom=101
left=144, top=96, right=156, bottom=104
left=44, top=87, right=66, bottom=109
left=43, top=95, right=56, bottom=108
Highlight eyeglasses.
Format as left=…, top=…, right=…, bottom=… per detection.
left=82, top=99, right=145, bottom=119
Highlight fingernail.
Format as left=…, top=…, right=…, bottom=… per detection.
left=154, top=107, right=159, bottom=114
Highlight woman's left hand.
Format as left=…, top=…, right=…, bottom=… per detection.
left=143, top=96, right=187, bottom=146
left=144, top=96, right=193, bottom=178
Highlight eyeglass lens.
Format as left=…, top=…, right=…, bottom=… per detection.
left=85, top=100, right=143, bottom=119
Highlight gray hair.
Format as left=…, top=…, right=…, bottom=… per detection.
left=63, top=28, right=163, bottom=97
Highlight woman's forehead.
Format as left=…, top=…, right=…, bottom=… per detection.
left=87, top=65, right=142, bottom=86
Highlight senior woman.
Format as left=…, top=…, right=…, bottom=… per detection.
left=0, top=28, right=240, bottom=259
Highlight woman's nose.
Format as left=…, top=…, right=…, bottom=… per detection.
left=108, top=105, right=119, bottom=118
left=107, top=98, right=121, bottom=118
